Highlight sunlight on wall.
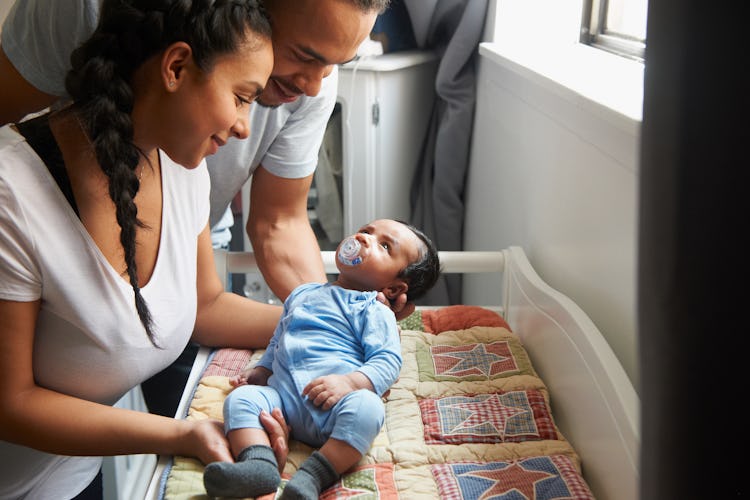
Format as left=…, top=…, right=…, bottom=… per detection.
left=493, top=0, right=582, bottom=47
left=489, top=0, right=643, bottom=121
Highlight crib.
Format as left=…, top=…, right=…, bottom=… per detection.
left=142, top=246, right=638, bottom=500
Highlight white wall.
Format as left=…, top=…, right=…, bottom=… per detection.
left=463, top=2, right=643, bottom=389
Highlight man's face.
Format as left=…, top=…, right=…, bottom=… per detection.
left=258, top=0, right=378, bottom=107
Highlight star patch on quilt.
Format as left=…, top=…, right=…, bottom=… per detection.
left=432, top=341, right=517, bottom=378
left=420, top=390, right=558, bottom=444
left=432, top=455, right=595, bottom=500
left=416, top=338, right=536, bottom=382
left=319, top=464, right=398, bottom=499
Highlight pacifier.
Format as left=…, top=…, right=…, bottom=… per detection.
left=337, top=236, right=363, bottom=266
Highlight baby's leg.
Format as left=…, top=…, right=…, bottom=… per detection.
left=281, top=390, right=385, bottom=500
left=203, top=385, right=283, bottom=498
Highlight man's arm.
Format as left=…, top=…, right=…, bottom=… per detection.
left=0, top=46, right=57, bottom=126
left=247, top=165, right=327, bottom=302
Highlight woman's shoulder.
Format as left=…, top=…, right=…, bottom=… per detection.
left=0, top=125, right=46, bottom=186
left=0, top=125, right=28, bottom=154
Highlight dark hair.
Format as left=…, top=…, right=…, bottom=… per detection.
left=396, top=221, right=441, bottom=301
left=65, top=0, right=271, bottom=345
left=350, top=0, right=392, bottom=15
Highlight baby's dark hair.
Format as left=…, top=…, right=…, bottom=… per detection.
left=396, top=221, right=441, bottom=301
left=65, top=0, right=271, bottom=345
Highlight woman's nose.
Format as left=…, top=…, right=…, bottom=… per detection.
left=231, top=111, right=250, bottom=140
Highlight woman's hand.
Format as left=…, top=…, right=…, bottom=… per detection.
left=260, top=408, right=290, bottom=472
left=178, top=408, right=288, bottom=468
left=187, top=419, right=233, bottom=465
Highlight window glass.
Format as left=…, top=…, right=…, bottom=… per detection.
left=583, top=0, right=647, bottom=60
left=605, top=0, right=647, bottom=41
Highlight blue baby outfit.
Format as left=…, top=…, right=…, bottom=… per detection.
left=224, top=283, right=402, bottom=454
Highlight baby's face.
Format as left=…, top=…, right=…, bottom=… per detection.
left=335, top=219, right=423, bottom=293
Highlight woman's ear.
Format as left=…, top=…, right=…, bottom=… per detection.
left=383, top=280, right=408, bottom=300
left=161, top=42, right=193, bottom=91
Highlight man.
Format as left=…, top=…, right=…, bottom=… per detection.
left=0, top=0, right=409, bottom=418
left=1, top=0, right=395, bottom=302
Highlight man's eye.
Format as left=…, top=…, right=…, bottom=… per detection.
left=294, top=51, right=316, bottom=64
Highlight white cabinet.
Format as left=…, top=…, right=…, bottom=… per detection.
left=335, top=50, right=438, bottom=234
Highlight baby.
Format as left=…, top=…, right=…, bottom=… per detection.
left=204, top=219, right=440, bottom=499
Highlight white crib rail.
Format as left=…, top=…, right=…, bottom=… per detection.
left=214, top=249, right=506, bottom=291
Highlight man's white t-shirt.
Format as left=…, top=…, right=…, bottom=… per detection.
left=0, top=125, right=209, bottom=499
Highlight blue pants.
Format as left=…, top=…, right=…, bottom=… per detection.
left=224, top=385, right=384, bottom=455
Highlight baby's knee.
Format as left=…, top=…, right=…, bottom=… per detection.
left=343, top=390, right=385, bottom=427
left=223, top=386, right=275, bottom=432
left=331, top=391, right=385, bottom=453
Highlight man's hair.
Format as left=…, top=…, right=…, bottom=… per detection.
left=397, top=221, right=441, bottom=301
left=350, top=0, right=391, bottom=15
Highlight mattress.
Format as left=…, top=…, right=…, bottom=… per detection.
left=155, top=305, right=596, bottom=499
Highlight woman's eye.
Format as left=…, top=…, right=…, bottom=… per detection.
left=235, top=94, right=252, bottom=108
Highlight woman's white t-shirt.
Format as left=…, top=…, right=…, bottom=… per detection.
left=0, top=125, right=209, bottom=499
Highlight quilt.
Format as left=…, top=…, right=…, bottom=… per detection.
left=158, top=305, right=595, bottom=499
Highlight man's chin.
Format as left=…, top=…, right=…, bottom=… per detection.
left=256, top=97, right=283, bottom=109
left=258, top=80, right=302, bottom=108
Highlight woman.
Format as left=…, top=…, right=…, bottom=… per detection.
left=0, top=1, right=283, bottom=498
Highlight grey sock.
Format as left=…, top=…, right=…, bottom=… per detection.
left=279, top=450, right=340, bottom=500
left=203, top=444, right=280, bottom=498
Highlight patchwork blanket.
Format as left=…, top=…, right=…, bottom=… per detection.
left=158, top=306, right=595, bottom=499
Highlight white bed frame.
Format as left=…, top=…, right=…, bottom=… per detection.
left=143, top=246, right=639, bottom=500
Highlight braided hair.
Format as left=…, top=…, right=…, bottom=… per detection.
left=65, top=0, right=271, bottom=345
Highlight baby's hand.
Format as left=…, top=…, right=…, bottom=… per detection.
left=229, top=368, right=253, bottom=387
left=302, top=374, right=357, bottom=410
left=230, top=366, right=271, bottom=388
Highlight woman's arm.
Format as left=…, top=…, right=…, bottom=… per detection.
left=192, top=224, right=282, bottom=348
left=0, top=298, right=233, bottom=464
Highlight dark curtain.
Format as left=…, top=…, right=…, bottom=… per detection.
left=408, top=0, right=488, bottom=305
left=639, top=0, right=746, bottom=498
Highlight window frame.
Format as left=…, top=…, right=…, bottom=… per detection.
left=580, top=0, right=646, bottom=61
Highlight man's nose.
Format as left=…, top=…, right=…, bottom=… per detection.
left=297, top=64, right=334, bottom=97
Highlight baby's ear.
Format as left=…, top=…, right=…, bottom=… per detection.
left=383, top=280, right=408, bottom=300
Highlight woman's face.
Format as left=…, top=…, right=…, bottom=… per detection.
left=159, top=32, right=274, bottom=168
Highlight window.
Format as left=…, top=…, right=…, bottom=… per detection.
left=581, top=0, right=648, bottom=61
